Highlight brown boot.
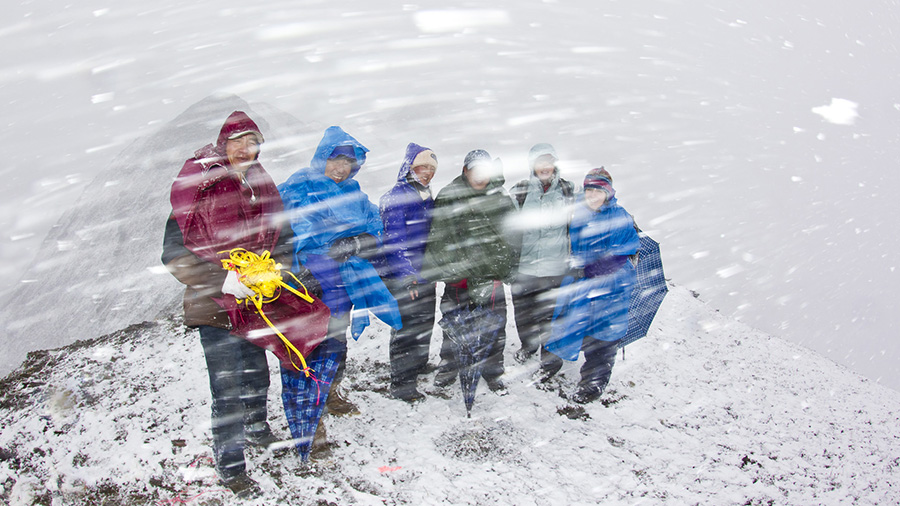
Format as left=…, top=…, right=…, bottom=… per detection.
left=309, top=417, right=330, bottom=461
left=326, top=381, right=360, bottom=416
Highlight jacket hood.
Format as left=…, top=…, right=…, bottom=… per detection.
left=396, top=142, right=434, bottom=182
left=528, top=143, right=558, bottom=168
left=215, top=111, right=264, bottom=155
left=310, top=126, right=369, bottom=181
left=527, top=142, right=560, bottom=182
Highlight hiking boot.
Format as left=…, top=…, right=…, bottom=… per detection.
left=514, top=348, right=535, bottom=364
left=486, top=378, right=508, bottom=396
left=571, top=383, right=603, bottom=404
left=433, top=367, right=457, bottom=388
left=245, top=422, right=279, bottom=449
left=390, top=383, right=426, bottom=403
left=535, top=355, right=563, bottom=383
left=532, top=367, right=557, bottom=385
left=326, top=382, right=360, bottom=416
left=308, top=417, right=330, bottom=461
left=220, top=472, right=263, bottom=499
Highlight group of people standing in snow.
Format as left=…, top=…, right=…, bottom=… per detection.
left=162, top=111, right=640, bottom=497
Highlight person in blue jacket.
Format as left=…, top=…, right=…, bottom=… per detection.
left=379, top=143, right=439, bottom=402
left=278, top=126, right=401, bottom=419
left=547, top=167, right=639, bottom=404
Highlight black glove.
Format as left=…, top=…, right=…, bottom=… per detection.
left=327, top=233, right=378, bottom=263
left=293, top=266, right=323, bottom=300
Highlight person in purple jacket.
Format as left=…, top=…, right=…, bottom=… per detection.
left=379, top=143, right=439, bottom=402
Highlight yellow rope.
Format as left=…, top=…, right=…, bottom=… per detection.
left=220, top=248, right=316, bottom=376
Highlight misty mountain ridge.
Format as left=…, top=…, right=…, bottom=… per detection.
left=0, top=283, right=897, bottom=505
left=0, top=94, right=328, bottom=378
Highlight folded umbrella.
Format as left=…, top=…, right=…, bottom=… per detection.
left=439, top=306, right=504, bottom=417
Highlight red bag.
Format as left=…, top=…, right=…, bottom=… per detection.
left=222, top=288, right=331, bottom=372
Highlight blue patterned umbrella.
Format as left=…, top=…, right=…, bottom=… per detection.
left=620, top=233, right=668, bottom=348
left=439, top=306, right=504, bottom=417
left=281, top=339, right=342, bottom=461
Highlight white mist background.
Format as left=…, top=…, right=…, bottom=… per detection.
left=1, top=1, right=898, bottom=389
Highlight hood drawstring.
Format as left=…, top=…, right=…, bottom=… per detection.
left=238, top=172, right=257, bottom=203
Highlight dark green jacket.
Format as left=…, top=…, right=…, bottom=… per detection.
left=422, top=173, right=520, bottom=304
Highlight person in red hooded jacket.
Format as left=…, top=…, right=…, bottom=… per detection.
left=162, top=111, right=293, bottom=498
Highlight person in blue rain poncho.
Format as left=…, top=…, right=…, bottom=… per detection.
left=547, top=167, right=639, bottom=404
left=278, top=126, right=401, bottom=432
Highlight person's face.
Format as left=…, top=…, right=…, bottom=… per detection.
left=225, top=134, right=260, bottom=172
left=464, top=163, right=491, bottom=190
left=533, top=156, right=556, bottom=183
left=412, top=162, right=437, bottom=187
left=584, top=187, right=608, bottom=211
left=324, top=156, right=354, bottom=184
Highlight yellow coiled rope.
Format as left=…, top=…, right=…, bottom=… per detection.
left=220, top=248, right=316, bottom=376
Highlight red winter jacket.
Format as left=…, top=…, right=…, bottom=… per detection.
left=165, top=111, right=284, bottom=327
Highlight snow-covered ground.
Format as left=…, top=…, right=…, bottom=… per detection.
left=2, top=284, right=897, bottom=505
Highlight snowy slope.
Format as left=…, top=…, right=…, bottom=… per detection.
left=0, top=95, right=326, bottom=378
left=1, top=285, right=897, bottom=506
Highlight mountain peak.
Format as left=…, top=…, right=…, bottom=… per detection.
left=0, top=95, right=319, bottom=378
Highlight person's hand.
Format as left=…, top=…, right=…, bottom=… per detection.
left=222, top=270, right=256, bottom=299
left=327, top=234, right=378, bottom=262
left=403, top=275, right=419, bottom=300
left=295, top=266, right=323, bottom=300
left=327, top=236, right=359, bottom=263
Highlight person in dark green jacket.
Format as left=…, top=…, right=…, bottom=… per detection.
left=422, top=149, right=519, bottom=395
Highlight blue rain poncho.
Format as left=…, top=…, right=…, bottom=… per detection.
left=278, top=126, right=401, bottom=338
left=546, top=196, right=639, bottom=361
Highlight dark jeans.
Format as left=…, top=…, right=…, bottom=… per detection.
left=511, top=274, right=565, bottom=372
left=388, top=281, right=437, bottom=388
left=438, top=281, right=506, bottom=381
left=198, top=325, right=269, bottom=479
left=326, top=315, right=350, bottom=384
left=580, top=337, right=619, bottom=391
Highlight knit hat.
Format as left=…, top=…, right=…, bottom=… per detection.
left=409, top=149, right=438, bottom=187
left=583, top=167, right=615, bottom=198
left=463, top=149, right=492, bottom=170
left=527, top=143, right=558, bottom=169
left=412, top=149, right=437, bottom=169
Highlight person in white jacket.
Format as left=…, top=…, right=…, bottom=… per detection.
left=509, top=143, right=574, bottom=383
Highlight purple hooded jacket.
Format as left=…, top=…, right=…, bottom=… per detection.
left=379, top=142, right=436, bottom=285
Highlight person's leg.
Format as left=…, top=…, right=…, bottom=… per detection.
left=482, top=281, right=507, bottom=392
left=328, top=316, right=349, bottom=383
left=198, top=325, right=250, bottom=480
left=511, top=274, right=542, bottom=362
left=434, top=282, right=465, bottom=386
left=535, top=275, right=566, bottom=379
left=389, top=282, right=436, bottom=399
left=240, top=339, right=273, bottom=443
left=573, top=337, right=620, bottom=403
left=325, top=314, right=359, bottom=415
